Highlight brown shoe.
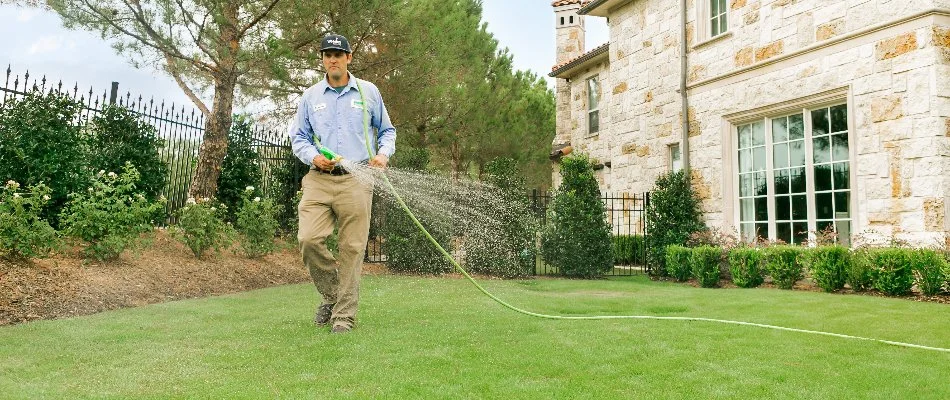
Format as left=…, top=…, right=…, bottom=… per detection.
left=330, top=324, right=351, bottom=334
left=314, top=303, right=334, bottom=326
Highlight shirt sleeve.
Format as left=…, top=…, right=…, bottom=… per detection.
left=373, top=88, right=396, bottom=158
left=290, top=94, right=319, bottom=167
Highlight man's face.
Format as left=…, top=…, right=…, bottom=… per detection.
left=322, top=50, right=352, bottom=81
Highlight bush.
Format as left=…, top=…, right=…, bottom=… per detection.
left=728, top=247, right=765, bottom=288
left=690, top=246, right=721, bottom=288
left=464, top=157, right=537, bottom=278
left=0, top=181, right=59, bottom=259
left=86, top=105, right=168, bottom=201
left=541, top=155, right=612, bottom=278
left=764, top=246, right=803, bottom=290
left=171, top=198, right=235, bottom=258
left=60, top=163, right=164, bottom=261
left=218, top=115, right=263, bottom=221
left=612, top=235, right=645, bottom=265
left=0, top=91, right=88, bottom=227
left=908, top=249, right=947, bottom=296
left=800, top=246, right=850, bottom=292
left=645, top=170, right=707, bottom=277
left=866, top=248, right=914, bottom=296
left=664, top=245, right=692, bottom=282
left=234, top=186, right=281, bottom=258
left=847, top=249, right=874, bottom=292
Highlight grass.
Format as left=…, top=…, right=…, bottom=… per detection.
left=1, top=275, right=948, bottom=399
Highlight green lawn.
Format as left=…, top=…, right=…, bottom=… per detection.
left=1, top=275, right=948, bottom=399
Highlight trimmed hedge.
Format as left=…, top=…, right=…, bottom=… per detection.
left=865, top=248, right=914, bottom=296
left=690, top=246, right=722, bottom=288
left=801, top=246, right=850, bottom=292
left=907, top=249, right=947, bottom=296
left=728, top=247, right=765, bottom=288
left=612, top=234, right=645, bottom=265
left=665, top=245, right=692, bottom=282
left=764, top=246, right=803, bottom=290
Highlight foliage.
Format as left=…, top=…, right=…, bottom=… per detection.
left=0, top=91, right=88, bottom=227
left=847, top=249, right=875, bottom=292
left=865, top=248, right=914, bottom=296
left=217, top=115, right=263, bottom=221
left=727, top=247, right=765, bottom=288
left=612, top=235, right=645, bottom=265
left=690, top=246, right=722, bottom=288
left=763, top=246, right=803, bottom=290
left=234, top=186, right=281, bottom=258
left=171, top=198, right=235, bottom=258
left=86, top=105, right=168, bottom=201
left=907, top=249, right=947, bottom=296
left=60, top=163, right=164, bottom=261
left=464, top=157, right=537, bottom=278
left=645, top=170, right=707, bottom=276
left=541, top=155, right=612, bottom=278
left=0, top=181, right=59, bottom=260
left=800, top=246, right=850, bottom=292
left=664, top=245, right=692, bottom=282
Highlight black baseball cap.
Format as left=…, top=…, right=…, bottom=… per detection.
left=320, top=34, right=351, bottom=53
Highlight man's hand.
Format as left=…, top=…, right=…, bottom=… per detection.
left=312, top=154, right=338, bottom=171
left=369, top=154, right=389, bottom=168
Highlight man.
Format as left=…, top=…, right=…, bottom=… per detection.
left=291, top=33, right=396, bottom=334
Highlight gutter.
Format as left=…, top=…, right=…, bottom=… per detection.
left=679, top=0, right=690, bottom=171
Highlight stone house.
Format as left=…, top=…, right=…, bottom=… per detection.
left=550, top=0, right=950, bottom=245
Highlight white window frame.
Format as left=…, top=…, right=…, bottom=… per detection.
left=587, top=76, right=600, bottom=135
left=723, top=87, right=857, bottom=246
left=696, top=0, right=730, bottom=44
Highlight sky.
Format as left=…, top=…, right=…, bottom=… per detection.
left=0, top=1, right=608, bottom=114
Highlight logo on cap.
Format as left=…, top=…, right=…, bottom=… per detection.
left=328, top=38, right=342, bottom=46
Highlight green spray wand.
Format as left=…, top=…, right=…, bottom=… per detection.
left=336, top=79, right=949, bottom=354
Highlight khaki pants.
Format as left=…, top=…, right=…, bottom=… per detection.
left=297, top=170, right=373, bottom=329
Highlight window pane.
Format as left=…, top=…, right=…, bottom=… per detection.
left=751, top=122, right=765, bottom=146
left=741, top=223, right=756, bottom=242
left=720, top=14, right=728, bottom=34
left=793, top=222, right=809, bottom=244
left=834, top=191, right=850, bottom=217
left=813, top=136, right=830, bottom=163
left=740, top=173, right=753, bottom=196
left=792, top=194, right=807, bottom=220
left=812, top=108, right=830, bottom=136
left=815, top=164, right=832, bottom=191
left=719, top=0, right=726, bottom=15
left=789, top=140, right=806, bottom=166
left=836, top=221, right=851, bottom=246
left=711, top=18, right=719, bottom=37
left=588, top=78, right=599, bottom=109
left=831, top=104, right=848, bottom=133
left=740, top=198, right=755, bottom=221
left=755, top=197, right=768, bottom=221
left=772, top=117, right=788, bottom=143
left=777, top=223, right=791, bottom=244
left=831, top=132, right=849, bottom=161
left=773, top=143, right=789, bottom=168
left=589, top=110, right=599, bottom=133
left=833, top=162, right=850, bottom=190
left=774, top=169, right=789, bottom=195
left=739, top=149, right=752, bottom=172
left=710, top=0, right=719, bottom=15
left=756, top=223, right=769, bottom=239
left=817, top=220, right=834, bottom=235
left=816, top=193, right=834, bottom=219
left=755, top=172, right=767, bottom=196
left=738, top=125, right=751, bottom=148
left=753, top=146, right=766, bottom=171
left=776, top=196, right=790, bottom=220
left=788, top=114, right=804, bottom=140
left=790, top=167, right=806, bottom=193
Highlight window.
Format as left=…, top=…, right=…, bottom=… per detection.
left=670, top=143, right=682, bottom=172
left=587, top=76, right=600, bottom=134
left=735, top=104, right=851, bottom=245
left=710, top=0, right=728, bottom=37
left=560, top=17, right=564, bottom=26
left=570, top=16, right=574, bottom=24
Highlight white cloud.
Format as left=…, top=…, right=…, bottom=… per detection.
left=28, top=35, right=62, bottom=55
left=16, top=9, right=37, bottom=22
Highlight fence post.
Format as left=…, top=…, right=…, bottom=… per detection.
left=109, top=82, right=119, bottom=105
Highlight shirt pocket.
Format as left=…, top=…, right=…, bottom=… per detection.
left=308, top=100, right=332, bottom=134
left=347, top=98, right=374, bottom=135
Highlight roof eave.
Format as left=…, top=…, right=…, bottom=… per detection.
left=549, top=45, right=610, bottom=79
left=578, top=0, right=635, bottom=17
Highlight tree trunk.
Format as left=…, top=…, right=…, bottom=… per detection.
left=188, top=75, right=237, bottom=200
left=451, top=140, right=461, bottom=181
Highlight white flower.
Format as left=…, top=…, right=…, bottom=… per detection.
left=97, top=170, right=105, bottom=176
left=159, top=195, right=167, bottom=202
left=186, top=198, right=196, bottom=205
left=245, top=186, right=255, bottom=192
left=210, top=207, right=217, bottom=212
left=253, top=197, right=261, bottom=202
left=42, top=195, right=50, bottom=201
left=135, top=194, right=145, bottom=200
left=107, top=172, right=117, bottom=178
left=5, top=180, right=18, bottom=189
left=13, top=193, right=20, bottom=198
left=87, top=188, right=94, bottom=193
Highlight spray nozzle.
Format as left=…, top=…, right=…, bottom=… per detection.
left=319, top=146, right=342, bottom=161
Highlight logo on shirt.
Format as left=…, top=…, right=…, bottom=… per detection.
left=351, top=99, right=365, bottom=109
left=314, top=103, right=327, bottom=111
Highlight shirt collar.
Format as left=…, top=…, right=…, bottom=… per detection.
left=319, top=72, right=359, bottom=94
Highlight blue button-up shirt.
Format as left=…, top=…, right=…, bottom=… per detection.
left=290, top=73, right=396, bottom=166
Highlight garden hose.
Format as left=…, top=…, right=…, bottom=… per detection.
left=329, top=79, right=950, bottom=354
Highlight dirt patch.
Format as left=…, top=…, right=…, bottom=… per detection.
left=0, top=230, right=390, bottom=326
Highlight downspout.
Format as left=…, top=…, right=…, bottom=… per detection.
left=679, top=0, right=691, bottom=171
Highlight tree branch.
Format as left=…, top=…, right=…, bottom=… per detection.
left=239, top=0, right=280, bottom=37
left=165, top=54, right=211, bottom=116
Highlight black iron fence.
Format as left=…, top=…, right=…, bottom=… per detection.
left=0, top=65, right=302, bottom=223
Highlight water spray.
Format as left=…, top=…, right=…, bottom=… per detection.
left=326, top=79, right=950, bottom=354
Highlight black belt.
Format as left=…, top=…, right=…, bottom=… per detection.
left=313, top=166, right=349, bottom=176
